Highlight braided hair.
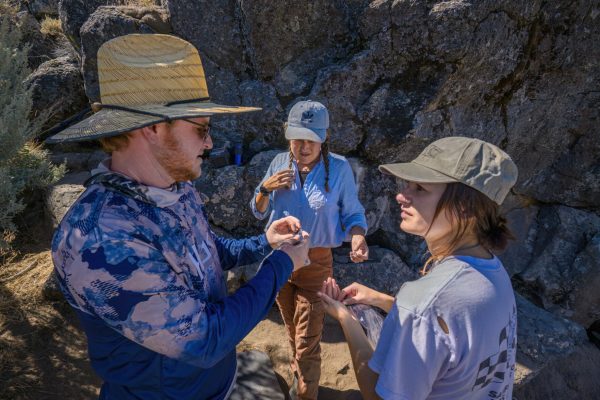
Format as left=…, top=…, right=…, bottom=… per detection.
left=288, top=147, right=294, bottom=171
left=321, top=136, right=330, bottom=192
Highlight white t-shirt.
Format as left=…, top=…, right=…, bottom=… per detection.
left=368, top=256, right=517, bottom=400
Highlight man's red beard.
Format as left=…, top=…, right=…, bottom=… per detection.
left=155, top=130, right=200, bottom=182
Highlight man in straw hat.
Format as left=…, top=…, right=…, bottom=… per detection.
left=47, top=34, right=310, bottom=399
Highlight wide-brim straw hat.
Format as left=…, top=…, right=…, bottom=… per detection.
left=46, top=34, right=260, bottom=143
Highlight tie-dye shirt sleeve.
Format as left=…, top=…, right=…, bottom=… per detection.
left=52, top=182, right=293, bottom=369
left=59, top=236, right=292, bottom=368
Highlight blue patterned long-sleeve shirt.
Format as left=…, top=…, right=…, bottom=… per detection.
left=51, top=165, right=293, bottom=400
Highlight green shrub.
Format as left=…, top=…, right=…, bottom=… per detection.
left=0, top=15, right=64, bottom=249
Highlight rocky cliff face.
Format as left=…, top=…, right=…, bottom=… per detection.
left=24, top=0, right=600, bottom=397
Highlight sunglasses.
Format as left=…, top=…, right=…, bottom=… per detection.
left=180, top=118, right=211, bottom=141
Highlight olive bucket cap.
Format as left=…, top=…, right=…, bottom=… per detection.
left=45, top=34, right=261, bottom=143
left=379, top=137, right=518, bottom=205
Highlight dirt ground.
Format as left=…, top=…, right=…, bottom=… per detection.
left=0, top=247, right=361, bottom=400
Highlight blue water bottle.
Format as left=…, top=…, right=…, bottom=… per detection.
left=234, top=143, right=243, bottom=166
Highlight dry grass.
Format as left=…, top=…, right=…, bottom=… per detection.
left=0, top=251, right=52, bottom=304
left=0, top=248, right=100, bottom=400
left=40, top=17, right=63, bottom=37
left=0, top=0, right=18, bottom=17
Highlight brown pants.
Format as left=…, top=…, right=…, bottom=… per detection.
left=276, top=247, right=333, bottom=400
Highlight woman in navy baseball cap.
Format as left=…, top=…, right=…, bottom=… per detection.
left=250, top=100, right=369, bottom=399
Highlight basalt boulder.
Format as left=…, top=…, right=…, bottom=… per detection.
left=514, top=293, right=600, bottom=399
left=26, top=55, right=87, bottom=133
left=507, top=205, right=600, bottom=330
left=58, top=0, right=106, bottom=47
left=28, top=0, right=59, bottom=18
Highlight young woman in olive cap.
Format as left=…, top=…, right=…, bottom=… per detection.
left=319, top=137, right=518, bottom=400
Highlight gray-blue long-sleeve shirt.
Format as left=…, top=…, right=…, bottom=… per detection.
left=251, top=152, right=367, bottom=247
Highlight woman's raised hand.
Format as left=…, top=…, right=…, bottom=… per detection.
left=262, top=169, right=294, bottom=192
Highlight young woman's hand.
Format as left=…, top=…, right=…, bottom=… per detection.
left=342, top=282, right=386, bottom=308
left=262, top=169, right=294, bottom=192
left=350, top=234, right=369, bottom=263
left=254, top=170, right=295, bottom=214
left=318, top=277, right=351, bottom=321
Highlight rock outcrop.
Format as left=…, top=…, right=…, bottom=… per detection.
left=506, top=205, right=600, bottom=329
left=26, top=55, right=87, bottom=131
left=31, top=0, right=600, bottom=397
left=28, top=0, right=59, bottom=18
left=514, top=294, right=600, bottom=399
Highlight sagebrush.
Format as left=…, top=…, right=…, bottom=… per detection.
left=0, top=14, right=64, bottom=250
